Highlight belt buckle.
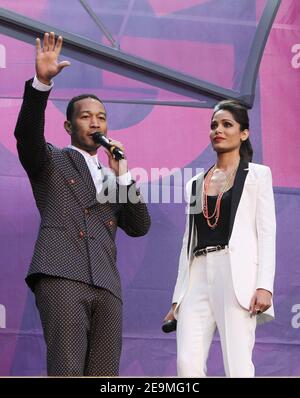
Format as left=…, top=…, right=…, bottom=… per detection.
left=206, top=245, right=222, bottom=254
left=194, top=248, right=207, bottom=257
left=195, top=245, right=224, bottom=257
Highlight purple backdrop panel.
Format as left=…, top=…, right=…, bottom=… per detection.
left=0, top=0, right=300, bottom=376
left=260, top=0, right=300, bottom=187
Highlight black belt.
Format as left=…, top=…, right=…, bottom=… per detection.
left=194, top=245, right=226, bottom=257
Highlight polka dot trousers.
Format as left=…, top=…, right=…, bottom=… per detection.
left=35, top=276, right=122, bottom=376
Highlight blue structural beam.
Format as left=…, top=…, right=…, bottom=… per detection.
left=0, top=1, right=280, bottom=108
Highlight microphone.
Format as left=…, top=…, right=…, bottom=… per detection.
left=162, top=319, right=177, bottom=333
left=92, top=132, right=125, bottom=160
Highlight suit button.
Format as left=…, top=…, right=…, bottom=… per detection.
left=108, top=220, right=114, bottom=226
left=84, top=209, right=89, bottom=215
left=79, top=231, right=85, bottom=239
left=69, top=179, right=75, bottom=184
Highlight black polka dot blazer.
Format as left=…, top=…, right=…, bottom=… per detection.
left=14, top=79, right=151, bottom=301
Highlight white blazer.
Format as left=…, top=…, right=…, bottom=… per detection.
left=172, top=161, right=276, bottom=325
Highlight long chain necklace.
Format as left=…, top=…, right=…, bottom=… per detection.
left=202, top=165, right=237, bottom=229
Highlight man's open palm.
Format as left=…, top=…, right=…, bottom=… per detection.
left=35, top=31, right=70, bottom=85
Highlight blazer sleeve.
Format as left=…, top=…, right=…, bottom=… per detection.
left=172, top=209, right=189, bottom=304
left=171, top=174, right=197, bottom=304
left=14, top=78, right=52, bottom=179
left=171, top=172, right=204, bottom=305
left=117, top=182, right=151, bottom=237
left=255, top=166, right=276, bottom=294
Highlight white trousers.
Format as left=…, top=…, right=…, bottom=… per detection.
left=176, top=248, right=257, bottom=377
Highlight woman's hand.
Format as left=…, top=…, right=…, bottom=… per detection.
left=163, top=303, right=177, bottom=322
left=249, top=288, right=272, bottom=315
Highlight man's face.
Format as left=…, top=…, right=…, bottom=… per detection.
left=65, top=97, right=107, bottom=155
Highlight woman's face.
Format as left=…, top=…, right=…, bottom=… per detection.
left=209, top=109, right=249, bottom=155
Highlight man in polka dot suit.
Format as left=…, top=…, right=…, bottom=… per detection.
left=14, top=32, right=151, bottom=376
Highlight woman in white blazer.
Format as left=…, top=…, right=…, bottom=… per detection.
left=164, top=100, right=276, bottom=377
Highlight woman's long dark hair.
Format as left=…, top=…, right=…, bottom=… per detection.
left=212, top=99, right=253, bottom=162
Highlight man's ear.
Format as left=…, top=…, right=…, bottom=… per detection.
left=240, top=129, right=249, bottom=142
left=64, top=120, right=72, bottom=135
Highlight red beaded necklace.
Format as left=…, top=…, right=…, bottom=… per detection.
left=202, top=165, right=237, bottom=229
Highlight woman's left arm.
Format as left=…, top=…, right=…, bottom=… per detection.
left=255, top=166, right=276, bottom=297
left=249, top=288, right=272, bottom=315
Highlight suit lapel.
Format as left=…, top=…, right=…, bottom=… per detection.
left=187, top=180, right=197, bottom=255
left=96, top=165, right=118, bottom=203
left=187, top=160, right=249, bottom=255
left=187, top=171, right=206, bottom=256
left=101, top=166, right=117, bottom=192
left=62, top=148, right=98, bottom=209
left=228, top=158, right=249, bottom=240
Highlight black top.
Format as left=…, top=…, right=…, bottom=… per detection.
left=194, top=187, right=233, bottom=251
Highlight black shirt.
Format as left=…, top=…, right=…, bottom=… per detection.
left=194, top=187, right=233, bottom=251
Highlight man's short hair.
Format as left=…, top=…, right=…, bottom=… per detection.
left=66, top=94, right=105, bottom=121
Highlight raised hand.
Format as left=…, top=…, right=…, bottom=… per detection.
left=35, top=32, right=70, bottom=85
